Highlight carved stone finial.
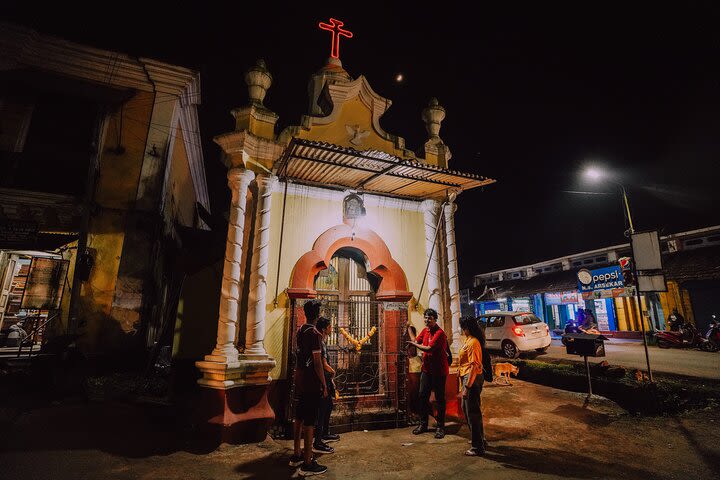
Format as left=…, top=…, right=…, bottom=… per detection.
left=244, top=59, right=273, bottom=106
left=422, top=97, right=446, bottom=139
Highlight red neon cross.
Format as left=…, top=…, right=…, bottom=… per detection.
left=318, top=18, right=353, bottom=59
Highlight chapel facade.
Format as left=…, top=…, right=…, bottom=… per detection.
left=195, top=47, right=494, bottom=441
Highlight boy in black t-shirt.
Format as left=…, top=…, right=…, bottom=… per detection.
left=290, top=300, right=329, bottom=476
left=314, top=317, right=340, bottom=452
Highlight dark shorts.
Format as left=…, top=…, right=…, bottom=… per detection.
left=294, top=392, right=321, bottom=425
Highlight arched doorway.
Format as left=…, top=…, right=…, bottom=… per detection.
left=314, top=247, right=381, bottom=396
left=287, top=223, right=412, bottom=301
left=286, top=225, right=412, bottom=429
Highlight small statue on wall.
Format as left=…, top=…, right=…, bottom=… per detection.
left=343, top=193, right=366, bottom=221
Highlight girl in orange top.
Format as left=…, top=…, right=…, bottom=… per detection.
left=458, top=316, right=487, bottom=456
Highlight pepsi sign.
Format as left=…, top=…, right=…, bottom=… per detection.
left=577, top=265, right=625, bottom=292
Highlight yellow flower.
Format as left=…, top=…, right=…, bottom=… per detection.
left=340, top=326, right=378, bottom=351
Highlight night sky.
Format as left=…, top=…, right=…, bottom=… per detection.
left=5, top=2, right=720, bottom=286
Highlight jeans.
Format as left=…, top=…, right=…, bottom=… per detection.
left=461, top=374, right=485, bottom=450
left=418, top=372, right=446, bottom=428
left=314, top=391, right=333, bottom=442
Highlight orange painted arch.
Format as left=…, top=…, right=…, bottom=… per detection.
left=287, top=224, right=412, bottom=301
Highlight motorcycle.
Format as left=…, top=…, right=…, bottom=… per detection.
left=561, top=320, right=580, bottom=346
left=655, top=322, right=712, bottom=351
left=704, top=314, right=720, bottom=352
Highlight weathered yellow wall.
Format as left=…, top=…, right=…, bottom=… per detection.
left=95, top=91, right=154, bottom=210
left=298, top=98, right=405, bottom=158
left=76, top=91, right=154, bottom=352
left=77, top=211, right=127, bottom=350
left=167, top=127, right=197, bottom=228
left=263, top=189, right=428, bottom=379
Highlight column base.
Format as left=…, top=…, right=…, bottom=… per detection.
left=195, top=383, right=275, bottom=444
left=196, top=355, right=276, bottom=389
left=195, top=354, right=277, bottom=444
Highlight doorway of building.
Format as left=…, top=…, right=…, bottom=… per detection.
left=314, top=248, right=381, bottom=396
left=286, top=247, right=409, bottom=431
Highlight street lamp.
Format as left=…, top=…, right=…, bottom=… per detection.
left=584, top=167, right=602, bottom=181
left=583, top=167, right=635, bottom=235
left=583, top=166, right=654, bottom=383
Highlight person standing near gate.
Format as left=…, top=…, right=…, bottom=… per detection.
left=314, top=316, right=340, bottom=453
left=406, top=307, right=449, bottom=439
left=458, top=316, right=488, bottom=456
left=290, top=299, right=329, bottom=476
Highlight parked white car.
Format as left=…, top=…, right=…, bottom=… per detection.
left=477, top=311, right=551, bottom=358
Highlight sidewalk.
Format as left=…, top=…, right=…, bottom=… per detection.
left=1, top=380, right=718, bottom=479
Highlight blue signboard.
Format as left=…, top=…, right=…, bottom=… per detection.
left=577, top=266, right=625, bottom=292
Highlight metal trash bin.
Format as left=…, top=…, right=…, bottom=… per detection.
left=562, top=333, right=608, bottom=357
left=561, top=333, right=610, bottom=402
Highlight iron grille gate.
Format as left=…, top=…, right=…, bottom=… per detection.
left=278, top=298, right=410, bottom=437
left=322, top=297, right=381, bottom=396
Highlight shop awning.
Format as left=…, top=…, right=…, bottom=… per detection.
left=276, top=138, right=495, bottom=200
left=475, top=270, right=579, bottom=299
left=475, top=245, right=720, bottom=301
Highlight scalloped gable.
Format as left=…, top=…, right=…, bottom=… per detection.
left=289, top=75, right=415, bottom=160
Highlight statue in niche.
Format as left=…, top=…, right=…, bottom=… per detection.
left=343, top=193, right=366, bottom=220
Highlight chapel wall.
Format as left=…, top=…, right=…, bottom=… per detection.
left=263, top=187, right=428, bottom=380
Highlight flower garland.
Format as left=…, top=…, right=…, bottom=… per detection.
left=339, top=326, right=377, bottom=351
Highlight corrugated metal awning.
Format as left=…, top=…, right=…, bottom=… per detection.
left=276, top=138, right=495, bottom=200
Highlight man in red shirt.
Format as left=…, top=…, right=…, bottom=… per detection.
left=407, top=307, right=449, bottom=439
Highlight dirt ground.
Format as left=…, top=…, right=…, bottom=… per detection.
left=1, top=380, right=718, bottom=480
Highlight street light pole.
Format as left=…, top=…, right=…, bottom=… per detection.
left=585, top=167, right=655, bottom=383
left=619, top=185, right=635, bottom=234
left=617, top=184, right=654, bottom=383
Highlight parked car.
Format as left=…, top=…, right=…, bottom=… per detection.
left=477, top=311, right=551, bottom=358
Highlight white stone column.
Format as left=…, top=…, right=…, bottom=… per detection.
left=211, top=168, right=255, bottom=361
left=196, top=168, right=254, bottom=388
left=444, top=202, right=462, bottom=354
left=421, top=199, right=442, bottom=313
left=244, top=173, right=278, bottom=356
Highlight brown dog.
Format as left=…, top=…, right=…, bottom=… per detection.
left=493, top=363, right=519, bottom=385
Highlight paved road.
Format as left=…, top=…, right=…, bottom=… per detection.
left=537, top=339, right=720, bottom=380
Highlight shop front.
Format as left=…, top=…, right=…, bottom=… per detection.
left=0, top=249, right=72, bottom=350
left=471, top=266, right=662, bottom=337
left=544, top=291, right=584, bottom=331
left=475, top=299, right=508, bottom=315
left=581, top=286, right=657, bottom=337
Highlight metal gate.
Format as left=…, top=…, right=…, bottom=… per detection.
left=285, top=298, right=409, bottom=433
